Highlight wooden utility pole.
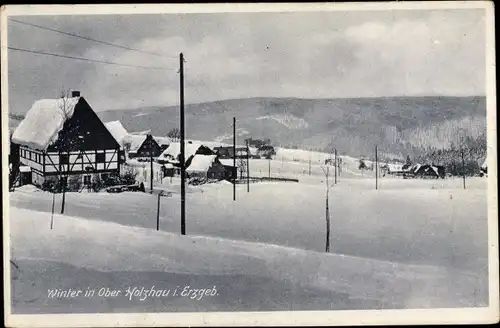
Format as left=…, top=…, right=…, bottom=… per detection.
left=246, top=139, right=250, bottom=192
left=268, top=158, right=271, bottom=178
left=179, top=53, right=186, bottom=235
left=156, top=192, right=161, bottom=231
left=150, top=146, right=153, bottom=193
left=334, top=148, right=337, bottom=184
left=461, top=149, right=466, bottom=189
left=375, top=145, right=378, bottom=190
left=308, top=159, right=311, bottom=176
left=233, top=117, right=236, bottom=201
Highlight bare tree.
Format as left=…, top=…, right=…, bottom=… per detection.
left=237, top=157, right=247, bottom=179
left=167, top=128, right=181, bottom=142
left=123, top=141, right=132, bottom=159
left=57, top=89, right=74, bottom=215
left=321, top=165, right=335, bottom=252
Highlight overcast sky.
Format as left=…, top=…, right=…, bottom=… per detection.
left=7, top=8, right=486, bottom=114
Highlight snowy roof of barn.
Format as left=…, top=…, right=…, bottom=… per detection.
left=155, top=136, right=171, bottom=146
left=186, top=155, right=217, bottom=172
left=122, top=134, right=147, bottom=152
left=12, top=97, right=81, bottom=150
left=158, top=142, right=204, bottom=163
left=19, top=165, right=32, bottom=173
left=387, top=163, right=403, bottom=172
left=219, top=159, right=239, bottom=167
left=104, top=121, right=128, bottom=145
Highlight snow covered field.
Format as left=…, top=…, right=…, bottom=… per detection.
left=10, top=204, right=487, bottom=313
left=8, top=167, right=489, bottom=313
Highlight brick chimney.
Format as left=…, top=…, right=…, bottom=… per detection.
left=71, top=90, right=81, bottom=97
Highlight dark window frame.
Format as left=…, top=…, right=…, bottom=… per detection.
left=96, top=152, right=106, bottom=163
left=60, top=154, right=70, bottom=165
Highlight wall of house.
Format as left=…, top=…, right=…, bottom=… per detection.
left=19, top=146, right=43, bottom=173
left=207, top=163, right=226, bottom=180
left=43, top=149, right=119, bottom=175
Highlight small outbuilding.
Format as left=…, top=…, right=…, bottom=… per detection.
left=122, top=134, right=162, bottom=159
left=186, top=155, right=226, bottom=180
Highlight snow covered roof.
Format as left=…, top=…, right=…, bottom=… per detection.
left=12, top=97, right=80, bottom=150
left=430, top=166, right=439, bottom=176
left=19, top=165, right=32, bottom=173
left=186, top=155, right=217, bottom=173
left=122, top=134, right=147, bottom=152
left=155, top=136, right=171, bottom=146
left=387, top=163, right=403, bottom=172
left=158, top=142, right=203, bottom=162
left=130, top=129, right=151, bottom=135
left=104, top=121, right=128, bottom=145
left=219, top=159, right=238, bottom=167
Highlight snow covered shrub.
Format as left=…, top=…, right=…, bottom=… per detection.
left=120, top=166, right=138, bottom=185
left=91, top=174, right=105, bottom=192
left=188, top=177, right=208, bottom=185
left=41, top=179, right=60, bottom=193
left=67, top=175, right=82, bottom=192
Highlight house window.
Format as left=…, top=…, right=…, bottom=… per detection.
left=83, top=175, right=91, bottom=185
left=96, top=152, right=105, bottom=163
left=60, top=154, right=69, bottom=164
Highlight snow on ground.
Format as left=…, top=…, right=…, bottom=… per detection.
left=10, top=177, right=488, bottom=271
left=8, top=147, right=489, bottom=313
left=10, top=207, right=487, bottom=313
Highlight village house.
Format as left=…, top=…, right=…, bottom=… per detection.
left=186, top=154, right=226, bottom=180
left=155, top=136, right=171, bottom=151
left=11, top=91, right=121, bottom=187
left=245, top=138, right=271, bottom=149
left=122, top=134, right=163, bottom=160
left=219, top=159, right=238, bottom=180
left=214, top=146, right=249, bottom=159
left=157, top=141, right=215, bottom=167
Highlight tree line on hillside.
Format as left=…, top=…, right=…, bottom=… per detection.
left=412, top=132, right=487, bottom=176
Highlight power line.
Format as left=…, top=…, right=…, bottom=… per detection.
left=7, top=46, right=177, bottom=70
left=9, top=18, right=178, bottom=59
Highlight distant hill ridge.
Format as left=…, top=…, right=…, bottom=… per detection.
left=96, top=96, right=486, bottom=158
left=8, top=96, right=483, bottom=159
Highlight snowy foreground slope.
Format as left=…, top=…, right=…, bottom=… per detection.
left=10, top=207, right=487, bottom=314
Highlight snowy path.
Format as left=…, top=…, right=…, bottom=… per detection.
left=9, top=208, right=488, bottom=313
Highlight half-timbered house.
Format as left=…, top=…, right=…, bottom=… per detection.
left=11, top=92, right=121, bottom=187
left=122, top=134, right=163, bottom=159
